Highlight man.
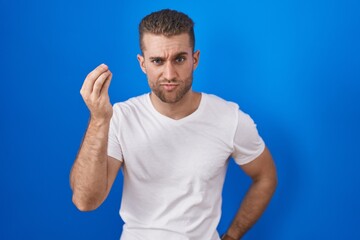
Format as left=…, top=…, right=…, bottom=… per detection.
left=70, top=9, right=277, bottom=240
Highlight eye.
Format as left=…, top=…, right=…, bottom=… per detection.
left=175, top=56, right=186, bottom=64
left=151, top=58, right=163, bottom=65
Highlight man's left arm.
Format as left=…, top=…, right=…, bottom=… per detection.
left=222, top=146, right=277, bottom=240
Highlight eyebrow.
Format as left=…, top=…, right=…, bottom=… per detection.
left=148, top=51, right=189, bottom=60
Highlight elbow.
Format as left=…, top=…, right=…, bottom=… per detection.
left=256, top=173, right=278, bottom=196
left=266, top=171, right=278, bottom=194
left=265, top=164, right=278, bottom=195
left=271, top=176, right=278, bottom=195
left=72, top=194, right=101, bottom=212
left=273, top=169, right=279, bottom=189
left=268, top=174, right=278, bottom=197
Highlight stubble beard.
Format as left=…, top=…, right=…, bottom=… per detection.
left=150, top=74, right=193, bottom=104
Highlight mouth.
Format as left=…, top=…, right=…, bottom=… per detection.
left=161, top=83, right=179, bottom=91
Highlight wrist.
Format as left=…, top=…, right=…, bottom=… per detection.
left=89, top=116, right=111, bottom=127
left=87, top=117, right=111, bottom=140
left=221, top=233, right=238, bottom=240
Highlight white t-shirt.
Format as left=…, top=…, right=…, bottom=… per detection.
left=108, top=93, right=265, bottom=240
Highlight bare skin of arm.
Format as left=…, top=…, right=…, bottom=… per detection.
left=222, top=147, right=278, bottom=240
left=70, top=64, right=122, bottom=211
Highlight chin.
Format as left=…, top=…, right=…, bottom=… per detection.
left=152, top=85, right=192, bottom=104
left=159, top=94, right=183, bottom=104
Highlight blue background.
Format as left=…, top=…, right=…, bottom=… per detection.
left=1, top=0, right=359, bottom=239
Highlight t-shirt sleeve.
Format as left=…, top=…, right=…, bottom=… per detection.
left=107, top=105, right=124, bottom=162
left=231, top=110, right=265, bottom=165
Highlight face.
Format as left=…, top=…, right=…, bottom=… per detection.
left=137, top=33, right=200, bottom=104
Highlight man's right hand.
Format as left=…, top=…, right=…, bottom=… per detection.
left=71, top=64, right=120, bottom=211
left=80, top=64, right=113, bottom=122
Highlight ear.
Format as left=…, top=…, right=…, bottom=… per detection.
left=192, top=50, right=200, bottom=70
left=137, top=54, right=146, bottom=74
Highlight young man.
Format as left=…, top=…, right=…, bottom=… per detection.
left=70, top=9, right=277, bottom=240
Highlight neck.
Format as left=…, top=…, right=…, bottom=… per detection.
left=150, top=90, right=201, bottom=120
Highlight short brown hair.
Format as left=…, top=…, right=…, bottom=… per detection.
left=139, top=9, right=195, bottom=52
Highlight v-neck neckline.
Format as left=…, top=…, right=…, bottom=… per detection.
left=146, top=93, right=206, bottom=124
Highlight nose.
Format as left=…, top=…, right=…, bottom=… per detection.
left=162, top=62, right=177, bottom=80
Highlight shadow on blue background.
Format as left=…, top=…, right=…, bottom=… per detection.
left=1, top=0, right=359, bottom=239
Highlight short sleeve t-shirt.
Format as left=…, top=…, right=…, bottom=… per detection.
left=108, top=93, right=265, bottom=240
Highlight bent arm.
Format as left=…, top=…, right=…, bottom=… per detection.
left=70, top=64, right=122, bottom=211
left=70, top=120, right=122, bottom=211
left=223, top=147, right=277, bottom=240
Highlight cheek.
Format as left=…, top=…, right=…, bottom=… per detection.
left=146, top=71, right=157, bottom=82
left=146, top=67, right=162, bottom=80
left=146, top=71, right=159, bottom=86
left=181, top=65, right=194, bottom=77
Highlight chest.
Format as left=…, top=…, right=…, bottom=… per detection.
left=119, top=118, right=234, bottom=183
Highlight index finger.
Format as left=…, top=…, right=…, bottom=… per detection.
left=81, top=64, right=109, bottom=93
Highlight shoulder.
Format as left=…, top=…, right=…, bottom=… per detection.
left=202, top=93, right=239, bottom=113
left=113, top=94, right=149, bottom=116
left=202, top=93, right=257, bottom=127
left=200, top=93, right=242, bottom=133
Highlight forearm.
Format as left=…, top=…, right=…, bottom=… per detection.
left=225, top=178, right=277, bottom=239
left=70, top=118, right=110, bottom=211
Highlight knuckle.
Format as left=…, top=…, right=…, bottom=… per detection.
left=85, top=73, right=92, bottom=81
left=82, top=92, right=90, bottom=101
left=94, top=80, right=102, bottom=88
left=79, top=88, right=86, bottom=95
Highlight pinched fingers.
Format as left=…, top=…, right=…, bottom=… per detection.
left=92, top=70, right=112, bottom=97
left=81, top=64, right=109, bottom=95
left=80, top=64, right=113, bottom=120
left=100, top=71, right=112, bottom=97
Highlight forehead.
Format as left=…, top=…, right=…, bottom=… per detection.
left=142, top=33, right=192, bottom=56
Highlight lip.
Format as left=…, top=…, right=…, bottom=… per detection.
left=161, top=84, right=179, bottom=91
